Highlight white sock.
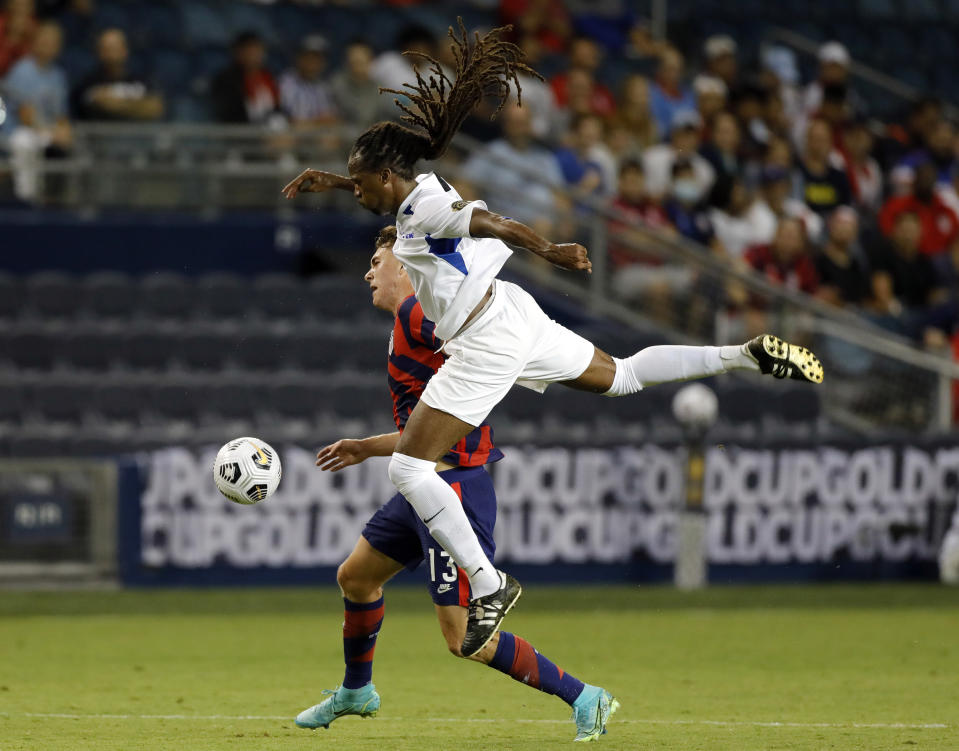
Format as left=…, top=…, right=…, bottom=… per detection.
left=388, top=452, right=501, bottom=598
left=605, top=345, right=758, bottom=396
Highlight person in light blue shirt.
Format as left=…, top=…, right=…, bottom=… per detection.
left=648, top=46, right=696, bottom=139
left=461, top=102, right=564, bottom=235
left=1, top=20, right=69, bottom=133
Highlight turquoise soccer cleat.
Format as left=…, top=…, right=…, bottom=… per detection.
left=571, top=685, right=620, bottom=742
left=294, top=684, right=380, bottom=730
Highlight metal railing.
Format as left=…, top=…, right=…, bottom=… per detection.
left=2, top=122, right=958, bottom=433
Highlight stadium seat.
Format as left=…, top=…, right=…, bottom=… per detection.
left=138, top=272, right=194, bottom=321
left=9, top=327, right=59, bottom=370
left=0, top=273, right=23, bottom=319
left=268, top=377, right=323, bottom=419
left=0, top=380, right=25, bottom=425
left=149, top=377, right=211, bottom=423
left=207, top=376, right=259, bottom=422
left=223, top=1, right=280, bottom=46
left=95, top=379, right=148, bottom=424
left=340, top=330, right=390, bottom=373
left=82, top=272, right=137, bottom=320
left=901, top=0, right=940, bottom=21
left=253, top=274, right=309, bottom=321
left=134, top=4, right=183, bottom=49
left=857, top=0, right=898, bottom=19
left=180, top=2, right=231, bottom=47
left=24, top=272, right=83, bottom=320
left=122, top=326, right=180, bottom=371
left=6, top=426, right=68, bottom=456
left=195, top=273, right=251, bottom=321
left=175, top=328, right=233, bottom=371
left=231, top=330, right=295, bottom=371
left=304, top=276, right=377, bottom=323
left=28, top=377, right=92, bottom=424
left=327, top=382, right=381, bottom=420
left=150, top=49, right=193, bottom=95
left=61, top=326, right=123, bottom=371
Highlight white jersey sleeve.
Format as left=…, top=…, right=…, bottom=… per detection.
left=406, top=192, right=487, bottom=240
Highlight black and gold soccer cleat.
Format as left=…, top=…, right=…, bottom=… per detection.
left=461, top=571, right=522, bottom=658
left=746, top=334, right=824, bottom=384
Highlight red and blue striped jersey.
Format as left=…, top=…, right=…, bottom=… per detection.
left=389, top=295, right=503, bottom=467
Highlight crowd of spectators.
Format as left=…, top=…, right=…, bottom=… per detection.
left=2, top=0, right=959, bottom=348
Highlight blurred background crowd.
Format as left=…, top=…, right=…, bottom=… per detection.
left=2, top=0, right=959, bottom=353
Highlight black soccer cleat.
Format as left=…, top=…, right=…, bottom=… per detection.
left=461, top=571, right=522, bottom=658
left=746, top=334, right=824, bottom=384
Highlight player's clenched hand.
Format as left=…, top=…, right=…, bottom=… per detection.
left=282, top=169, right=345, bottom=199
left=316, top=439, right=369, bottom=472
left=540, top=243, right=592, bottom=274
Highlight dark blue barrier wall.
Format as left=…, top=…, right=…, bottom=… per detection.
left=2, top=209, right=385, bottom=275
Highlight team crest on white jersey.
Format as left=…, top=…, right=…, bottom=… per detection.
left=451, top=200, right=470, bottom=211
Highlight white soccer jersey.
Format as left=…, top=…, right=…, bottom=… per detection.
left=393, top=172, right=512, bottom=341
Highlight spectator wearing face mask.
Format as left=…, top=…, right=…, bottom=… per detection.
left=663, top=157, right=717, bottom=248
left=642, top=109, right=715, bottom=199
left=879, top=161, right=959, bottom=256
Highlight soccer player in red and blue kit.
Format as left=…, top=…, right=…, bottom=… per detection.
left=294, top=226, right=619, bottom=742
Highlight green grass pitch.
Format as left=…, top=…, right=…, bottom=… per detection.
left=1, top=584, right=957, bottom=750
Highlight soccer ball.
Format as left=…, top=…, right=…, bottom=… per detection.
left=213, top=436, right=282, bottom=505
left=671, top=383, right=719, bottom=430
left=939, top=531, right=959, bottom=585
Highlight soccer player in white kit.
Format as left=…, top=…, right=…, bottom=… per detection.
left=283, top=21, right=824, bottom=657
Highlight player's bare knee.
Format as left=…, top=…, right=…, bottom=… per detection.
left=336, top=561, right=380, bottom=601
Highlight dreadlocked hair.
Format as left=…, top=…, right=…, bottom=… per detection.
left=349, top=17, right=543, bottom=178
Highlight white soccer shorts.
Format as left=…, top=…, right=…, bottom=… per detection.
left=420, top=280, right=596, bottom=426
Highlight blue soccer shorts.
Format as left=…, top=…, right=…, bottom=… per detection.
left=361, top=465, right=497, bottom=607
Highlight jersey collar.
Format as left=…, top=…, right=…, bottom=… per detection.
left=396, top=173, right=431, bottom=219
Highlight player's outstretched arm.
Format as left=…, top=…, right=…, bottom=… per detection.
left=469, top=208, right=592, bottom=273
left=282, top=168, right=353, bottom=199
left=316, top=433, right=400, bottom=472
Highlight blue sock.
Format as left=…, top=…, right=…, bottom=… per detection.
left=488, top=632, right=586, bottom=705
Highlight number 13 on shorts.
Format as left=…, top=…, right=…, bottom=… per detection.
left=428, top=548, right=458, bottom=583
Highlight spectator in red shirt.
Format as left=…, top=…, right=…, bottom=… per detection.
left=499, top=0, right=571, bottom=54
left=608, top=158, right=675, bottom=267
left=550, top=36, right=616, bottom=117
left=744, top=216, right=819, bottom=295
left=0, top=0, right=36, bottom=76
left=878, top=161, right=959, bottom=256
left=609, top=158, right=688, bottom=314
left=211, top=31, right=282, bottom=125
